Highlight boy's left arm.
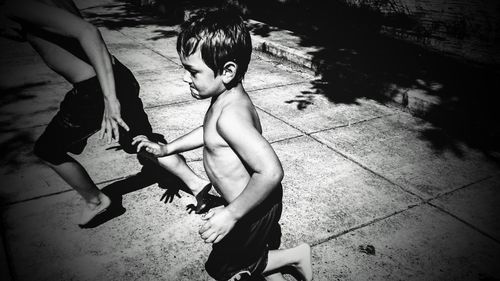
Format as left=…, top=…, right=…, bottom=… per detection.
left=199, top=109, right=284, bottom=244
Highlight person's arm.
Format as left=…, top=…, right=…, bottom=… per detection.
left=5, top=0, right=129, bottom=143
left=199, top=108, right=283, bottom=243
left=132, top=126, right=204, bottom=156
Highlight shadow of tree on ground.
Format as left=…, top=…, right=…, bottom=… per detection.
left=244, top=0, right=500, bottom=161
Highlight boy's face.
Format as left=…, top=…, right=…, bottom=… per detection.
left=179, top=48, right=225, bottom=100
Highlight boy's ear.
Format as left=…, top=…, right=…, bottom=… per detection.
left=221, top=61, right=237, bottom=84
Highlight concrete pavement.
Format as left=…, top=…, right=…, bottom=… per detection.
left=1, top=0, right=500, bottom=280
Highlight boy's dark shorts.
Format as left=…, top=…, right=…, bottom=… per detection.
left=34, top=57, right=154, bottom=165
left=205, top=186, right=283, bottom=281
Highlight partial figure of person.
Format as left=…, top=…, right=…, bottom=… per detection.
left=133, top=7, right=313, bottom=281
left=2, top=0, right=210, bottom=227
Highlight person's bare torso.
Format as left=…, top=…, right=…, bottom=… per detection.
left=203, top=90, right=262, bottom=203
left=23, top=0, right=95, bottom=83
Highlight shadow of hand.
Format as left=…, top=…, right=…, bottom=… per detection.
left=186, top=203, right=197, bottom=214
left=160, top=187, right=182, bottom=204
left=185, top=194, right=226, bottom=215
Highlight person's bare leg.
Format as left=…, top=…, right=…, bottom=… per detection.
left=150, top=152, right=209, bottom=195
left=47, top=156, right=110, bottom=225
left=264, top=243, right=312, bottom=281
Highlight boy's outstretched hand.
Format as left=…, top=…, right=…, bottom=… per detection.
left=199, top=207, right=237, bottom=244
left=132, top=135, right=164, bottom=156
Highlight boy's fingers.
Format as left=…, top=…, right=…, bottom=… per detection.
left=202, top=210, right=214, bottom=220
left=199, top=222, right=209, bottom=234
left=136, top=142, right=144, bottom=153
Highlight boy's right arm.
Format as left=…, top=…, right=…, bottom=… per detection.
left=133, top=126, right=204, bottom=156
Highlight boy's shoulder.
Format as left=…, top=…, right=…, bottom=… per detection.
left=215, top=93, right=261, bottom=137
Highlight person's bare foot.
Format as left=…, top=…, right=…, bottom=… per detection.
left=293, top=243, right=313, bottom=281
left=78, top=193, right=111, bottom=226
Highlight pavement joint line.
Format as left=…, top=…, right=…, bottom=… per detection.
left=143, top=98, right=198, bottom=110
left=1, top=158, right=205, bottom=207
left=311, top=202, right=422, bottom=248
left=1, top=188, right=74, bottom=208
left=307, top=133, right=424, bottom=201
left=253, top=104, right=422, bottom=202
left=253, top=105, right=305, bottom=135
left=427, top=201, right=500, bottom=244
left=247, top=80, right=312, bottom=94
left=305, top=113, right=397, bottom=136
left=115, top=29, right=181, bottom=67
left=426, top=175, right=496, bottom=201
left=0, top=176, right=125, bottom=207
left=269, top=134, right=304, bottom=145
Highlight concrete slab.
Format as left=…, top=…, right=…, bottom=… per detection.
left=271, top=136, right=420, bottom=245
left=110, top=44, right=179, bottom=73
left=118, top=25, right=181, bottom=62
left=136, top=74, right=199, bottom=107
left=431, top=175, right=500, bottom=241
left=245, top=52, right=315, bottom=92
left=311, top=112, right=500, bottom=199
left=311, top=204, right=500, bottom=281
left=251, top=83, right=395, bottom=133
left=2, top=163, right=213, bottom=281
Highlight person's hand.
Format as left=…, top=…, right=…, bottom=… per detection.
left=99, top=97, right=129, bottom=144
left=132, top=135, right=164, bottom=156
left=199, top=207, right=237, bottom=244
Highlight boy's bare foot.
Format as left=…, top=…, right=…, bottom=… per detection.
left=293, top=243, right=313, bottom=281
left=78, top=193, right=111, bottom=226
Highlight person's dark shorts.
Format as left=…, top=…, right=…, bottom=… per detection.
left=205, top=186, right=283, bottom=281
left=34, top=57, right=153, bottom=165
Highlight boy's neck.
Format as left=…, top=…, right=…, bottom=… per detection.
left=211, top=82, right=244, bottom=105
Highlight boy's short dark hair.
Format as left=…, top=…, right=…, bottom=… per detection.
left=177, top=7, right=252, bottom=84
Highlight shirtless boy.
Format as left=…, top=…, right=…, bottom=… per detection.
left=134, top=7, right=312, bottom=281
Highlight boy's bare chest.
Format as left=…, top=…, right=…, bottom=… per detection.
left=203, top=108, right=227, bottom=150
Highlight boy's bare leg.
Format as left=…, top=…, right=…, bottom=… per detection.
left=153, top=153, right=209, bottom=195
left=47, top=156, right=111, bottom=225
left=264, top=243, right=312, bottom=281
